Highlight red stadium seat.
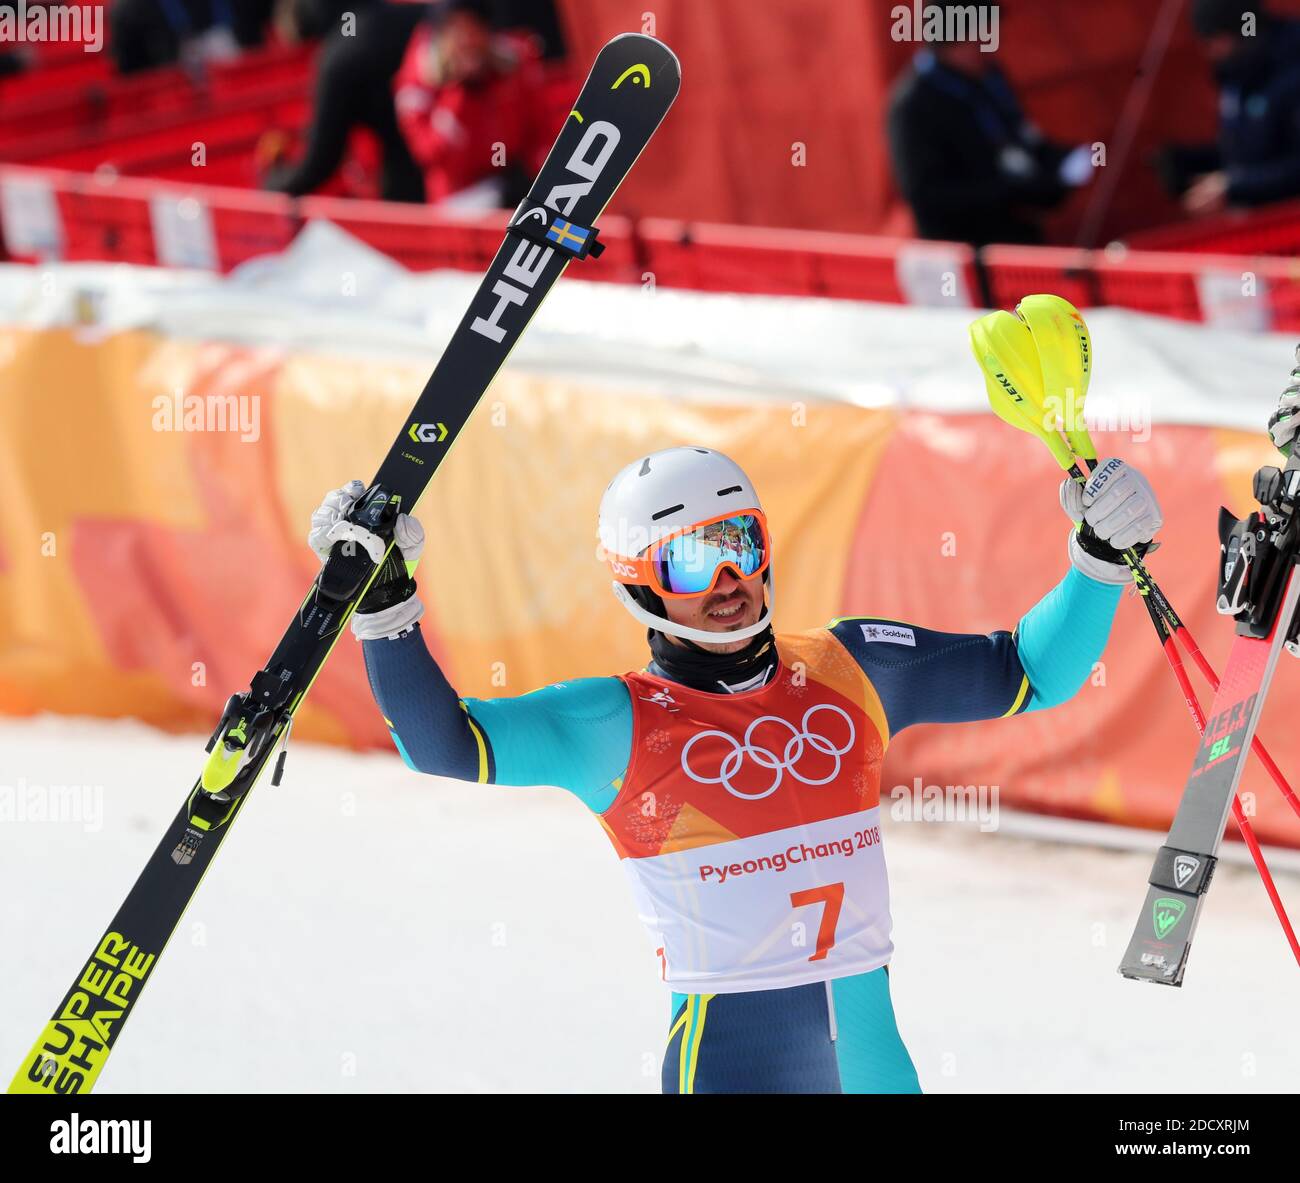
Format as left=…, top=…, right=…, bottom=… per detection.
left=1124, top=199, right=1300, bottom=259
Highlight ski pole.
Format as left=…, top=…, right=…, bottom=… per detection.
left=1050, top=419, right=1300, bottom=828
left=1066, top=450, right=1299, bottom=962
left=971, top=302, right=1300, bottom=961
left=971, top=301, right=1300, bottom=820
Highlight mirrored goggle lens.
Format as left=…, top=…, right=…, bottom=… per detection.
left=653, top=514, right=766, bottom=594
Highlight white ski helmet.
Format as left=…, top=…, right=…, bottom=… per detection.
left=597, top=446, right=774, bottom=644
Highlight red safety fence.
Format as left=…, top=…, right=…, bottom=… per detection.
left=982, top=244, right=1300, bottom=332
left=635, top=219, right=982, bottom=305
left=293, top=195, right=641, bottom=280
left=3, top=163, right=1300, bottom=332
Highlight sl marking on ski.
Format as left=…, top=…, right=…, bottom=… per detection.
left=612, top=63, right=651, bottom=89
left=1196, top=741, right=1241, bottom=774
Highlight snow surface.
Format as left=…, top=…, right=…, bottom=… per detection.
left=2, top=716, right=1297, bottom=1094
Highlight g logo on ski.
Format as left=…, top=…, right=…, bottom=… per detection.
left=469, top=117, right=622, bottom=346
left=407, top=422, right=448, bottom=444
left=17, top=931, right=154, bottom=1093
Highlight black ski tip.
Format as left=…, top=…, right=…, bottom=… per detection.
left=600, top=32, right=682, bottom=83
left=1217, top=505, right=1238, bottom=544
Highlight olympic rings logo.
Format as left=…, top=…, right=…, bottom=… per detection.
left=680, top=705, right=856, bottom=800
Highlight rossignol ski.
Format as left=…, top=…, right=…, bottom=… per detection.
left=1119, top=447, right=1300, bottom=985
left=9, top=33, right=680, bottom=1094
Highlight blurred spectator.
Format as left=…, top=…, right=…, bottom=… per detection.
left=109, top=0, right=273, bottom=74
left=887, top=30, right=1093, bottom=245
left=488, top=0, right=565, bottom=61
left=393, top=0, right=550, bottom=207
left=1155, top=1, right=1300, bottom=215
left=0, top=50, right=30, bottom=79
left=262, top=0, right=427, bottom=203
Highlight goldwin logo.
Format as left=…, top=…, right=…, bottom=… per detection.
left=49, top=1113, right=151, bottom=1163
left=860, top=623, right=916, bottom=647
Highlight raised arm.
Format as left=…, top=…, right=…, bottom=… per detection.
left=830, top=458, right=1162, bottom=735
left=361, top=626, right=632, bottom=812
left=830, top=565, right=1121, bottom=735
left=308, top=481, right=632, bottom=812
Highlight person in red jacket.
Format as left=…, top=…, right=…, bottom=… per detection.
left=393, top=0, right=551, bottom=206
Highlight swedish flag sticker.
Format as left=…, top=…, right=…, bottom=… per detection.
left=546, top=220, right=590, bottom=254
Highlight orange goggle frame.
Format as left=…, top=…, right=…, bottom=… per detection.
left=605, top=510, right=771, bottom=599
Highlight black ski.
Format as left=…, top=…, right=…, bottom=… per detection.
left=1119, top=448, right=1300, bottom=985
left=9, top=33, right=680, bottom=1094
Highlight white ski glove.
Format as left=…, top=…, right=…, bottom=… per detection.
left=1268, top=351, right=1300, bottom=457
left=308, top=481, right=426, bottom=640
left=1060, top=458, right=1163, bottom=585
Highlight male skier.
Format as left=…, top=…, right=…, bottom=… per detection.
left=309, top=444, right=1162, bottom=1093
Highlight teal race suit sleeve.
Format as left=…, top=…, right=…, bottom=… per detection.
left=362, top=567, right=1119, bottom=809
left=829, top=567, right=1122, bottom=734
left=360, top=625, right=632, bottom=812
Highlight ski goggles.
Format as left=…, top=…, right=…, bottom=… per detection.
left=607, top=511, right=771, bottom=598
